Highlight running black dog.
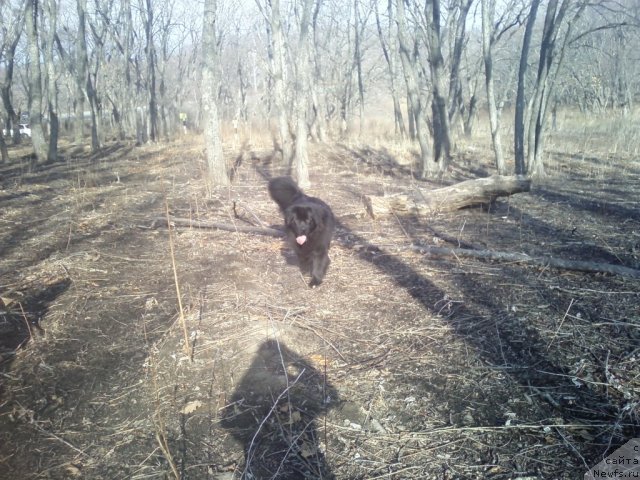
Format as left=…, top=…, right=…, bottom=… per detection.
left=268, top=177, right=335, bottom=287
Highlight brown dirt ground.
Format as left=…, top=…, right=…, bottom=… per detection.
left=0, top=131, right=639, bottom=480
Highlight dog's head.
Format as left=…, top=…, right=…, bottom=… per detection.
left=285, top=205, right=318, bottom=246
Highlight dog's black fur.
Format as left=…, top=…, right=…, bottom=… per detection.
left=268, top=177, right=335, bottom=287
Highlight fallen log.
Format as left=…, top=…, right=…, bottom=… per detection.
left=150, top=216, right=284, bottom=237
left=151, top=216, right=640, bottom=279
left=363, top=175, right=531, bottom=218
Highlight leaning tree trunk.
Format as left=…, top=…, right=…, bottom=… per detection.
left=201, top=0, right=228, bottom=186
left=25, top=0, right=48, bottom=164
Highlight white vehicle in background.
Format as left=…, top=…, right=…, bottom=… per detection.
left=2, top=123, right=32, bottom=139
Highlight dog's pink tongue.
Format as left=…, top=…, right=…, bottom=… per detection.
left=296, top=235, right=307, bottom=245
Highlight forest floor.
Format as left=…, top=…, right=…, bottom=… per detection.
left=0, top=128, right=639, bottom=479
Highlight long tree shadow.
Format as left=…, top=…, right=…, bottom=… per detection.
left=246, top=151, right=637, bottom=457
left=220, top=339, right=338, bottom=479
left=334, top=215, right=638, bottom=459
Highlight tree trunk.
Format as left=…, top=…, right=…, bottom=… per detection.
left=25, top=0, right=48, bottom=164
left=309, top=1, right=328, bottom=142
left=375, top=0, right=406, bottom=139
left=447, top=0, right=473, bottom=129
left=43, top=0, right=59, bottom=164
left=354, top=0, right=365, bottom=137
left=363, top=175, right=531, bottom=217
left=424, top=0, right=452, bottom=170
left=144, top=0, right=159, bottom=142
left=75, top=0, right=87, bottom=144
left=396, top=0, right=432, bottom=177
left=292, top=0, right=314, bottom=188
left=481, top=0, right=506, bottom=174
left=514, top=0, right=539, bottom=175
left=262, top=0, right=293, bottom=166
left=0, top=10, right=22, bottom=153
left=527, top=0, right=583, bottom=178
left=201, top=0, right=228, bottom=186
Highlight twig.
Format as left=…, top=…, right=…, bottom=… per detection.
left=164, top=200, right=191, bottom=358
left=151, top=216, right=283, bottom=237
left=155, top=426, right=180, bottom=479
left=17, top=302, right=33, bottom=343
left=32, top=422, right=91, bottom=458
left=547, top=298, right=574, bottom=351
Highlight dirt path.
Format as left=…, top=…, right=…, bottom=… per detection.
left=1, top=138, right=638, bottom=479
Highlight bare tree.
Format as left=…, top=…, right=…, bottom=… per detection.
left=0, top=5, right=23, bottom=162
left=25, top=0, right=48, bottom=164
left=292, top=0, right=315, bottom=188
left=423, top=0, right=452, bottom=169
left=42, top=0, right=59, bottom=163
left=514, top=0, right=539, bottom=175
left=446, top=0, right=474, bottom=133
left=142, top=0, right=159, bottom=141
left=526, top=0, right=585, bottom=177
left=481, top=0, right=522, bottom=174
left=375, top=0, right=406, bottom=139
left=75, top=0, right=102, bottom=151
left=354, top=0, right=365, bottom=137
left=309, top=0, right=328, bottom=142
left=258, top=0, right=294, bottom=166
left=201, top=0, right=228, bottom=186
left=396, top=0, right=432, bottom=177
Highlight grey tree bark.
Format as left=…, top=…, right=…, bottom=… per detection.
left=74, top=0, right=87, bottom=144
left=481, top=0, right=506, bottom=174
left=514, top=0, right=539, bottom=175
left=43, top=0, right=59, bottom=163
left=375, top=0, right=406, bottom=139
left=292, top=0, right=314, bottom=188
left=447, top=0, right=473, bottom=131
left=309, top=0, right=328, bottom=142
left=143, top=0, right=159, bottom=142
left=527, top=0, right=584, bottom=178
left=25, top=0, right=48, bottom=164
left=424, top=0, right=452, bottom=170
left=258, top=0, right=293, bottom=166
left=354, top=0, right=365, bottom=137
left=0, top=7, right=23, bottom=159
left=396, top=0, right=432, bottom=177
left=201, top=0, right=228, bottom=186
left=76, top=0, right=100, bottom=151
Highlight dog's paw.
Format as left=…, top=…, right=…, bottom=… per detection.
left=309, top=277, right=322, bottom=288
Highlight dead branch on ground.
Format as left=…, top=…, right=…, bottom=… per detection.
left=152, top=216, right=640, bottom=279
left=363, top=175, right=531, bottom=217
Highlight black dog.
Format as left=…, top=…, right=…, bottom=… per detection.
left=268, top=177, right=335, bottom=287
